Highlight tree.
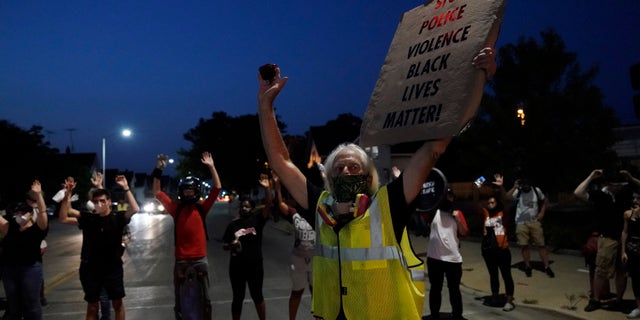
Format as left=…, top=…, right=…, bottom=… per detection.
left=444, top=28, right=620, bottom=196
left=0, top=120, right=61, bottom=206
left=175, top=111, right=293, bottom=195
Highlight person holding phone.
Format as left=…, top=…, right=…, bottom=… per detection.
left=476, top=174, right=515, bottom=312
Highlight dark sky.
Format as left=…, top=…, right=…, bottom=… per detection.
left=1, top=1, right=639, bottom=176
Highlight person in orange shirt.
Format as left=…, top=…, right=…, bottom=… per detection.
left=477, top=174, right=515, bottom=312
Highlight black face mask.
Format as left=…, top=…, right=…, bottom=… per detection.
left=333, top=175, right=369, bottom=202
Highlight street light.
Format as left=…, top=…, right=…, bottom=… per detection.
left=102, top=128, right=132, bottom=186
left=516, top=103, right=526, bottom=126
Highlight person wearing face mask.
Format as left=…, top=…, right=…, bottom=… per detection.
left=152, top=151, right=221, bottom=320
left=25, top=189, right=49, bottom=307
left=222, top=174, right=273, bottom=320
left=59, top=174, right=139, bottom=320
left=0, top=180, right=47, bottom=320
left=257, top=47, right=496, bottom=320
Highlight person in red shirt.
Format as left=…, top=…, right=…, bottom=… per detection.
left=152, top=151, right=222, bottom=320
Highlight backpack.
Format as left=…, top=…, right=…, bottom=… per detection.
left=515, top=186, right=545, bottom=211
left=174, top=202, right=209, bottom=245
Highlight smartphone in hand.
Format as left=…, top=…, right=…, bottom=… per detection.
left=474, top=176, right=486, bottom=187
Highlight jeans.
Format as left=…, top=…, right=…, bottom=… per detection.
left=2, top=261, right=43, bottom=320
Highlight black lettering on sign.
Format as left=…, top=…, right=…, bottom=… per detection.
left=402, top=78, right=441, bottom=101
left=406, top=53, right=450, bottom=79
left=407, top=25, right=471, bottom=59
left=382, top=104, right=443, bottom=129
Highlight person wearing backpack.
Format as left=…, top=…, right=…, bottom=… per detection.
left=152, top=151, right=222, bottom=320
left=506, top=178, right=554, bottom=278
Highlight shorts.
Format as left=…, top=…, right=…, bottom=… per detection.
left=595, top=237, right=622, bottom=279
left=290, top=255, right=313, bottom=291
left=79, top=262, right=125, bottom=303
left=516, top=220, right=545, bottom=246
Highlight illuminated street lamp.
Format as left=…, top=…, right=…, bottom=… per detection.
left=102, top=128, right=133, bottom=185
left=516, top=103, right=526, bottom=126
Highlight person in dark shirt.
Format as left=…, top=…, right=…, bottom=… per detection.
left=222, top=174, right=273, bottom=320
left=59, top=174, right=139, bottom=320
left=575, top=169, right=640, bottom=312
left=0, top=180, right=48, bottom=320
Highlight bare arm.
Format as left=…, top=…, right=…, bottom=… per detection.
left=115, top=175, right=139, bottom=219
left=574, top=169, right=602, bottom=201
left=273, top=171, right=293, bottom=216
left=31, top=180, right=48, bottom=230
left=257, top=68, right=309, bottom=210
left=201, top=152, right=222, bottom=189
left=259, top=174, right=273, bottom=220
left=621, top=170, right=640, bottom=188
left=59, top=177, right=80, bottom=226
left=0, top=211, right=8, bottom=235
left=622, top=209, right=631, bottom=263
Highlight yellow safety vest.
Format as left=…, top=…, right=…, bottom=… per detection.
left=312, top=187, right=425, bottom=319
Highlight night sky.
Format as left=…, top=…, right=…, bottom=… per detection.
left=1, top=1, right=638, bottom=176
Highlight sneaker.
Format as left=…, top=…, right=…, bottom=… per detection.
left=503, top=302, right=515, bottom=312
left=584, top=299, right=600, bottom=312
left=524, top=266, right=532, bottom=277
left=628, top=308, right=640, bottom=318
left=545, top=267, right=555, bottom=278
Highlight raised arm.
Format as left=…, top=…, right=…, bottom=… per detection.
left=31, top=180, right=48, bottom=230
left=152, top=154, right=169, bottom=196
left=59, top=177, right=80, bottom=226
left=621, top=170, right=640, bottom=188
left=115, top=175, right=139, bottom=219
left=259, top=173, right=273, bottom=220
left=273, top=171, right=292, bottom=216
left=201, top=151, right=221, bottom=189
left=574, top=169, right=602, bottom=201
left=257, top=68, right=309, bottom=210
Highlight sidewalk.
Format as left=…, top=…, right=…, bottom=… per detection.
left=409, top=233, right=636, bottom=320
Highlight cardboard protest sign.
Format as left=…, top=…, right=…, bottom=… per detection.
left=359, top=0, right=506, bottom=147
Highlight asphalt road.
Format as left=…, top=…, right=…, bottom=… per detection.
left=6, top=202, right=584, bottom=319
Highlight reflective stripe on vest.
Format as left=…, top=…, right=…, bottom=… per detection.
left=315, top=191, right=408, bottom=269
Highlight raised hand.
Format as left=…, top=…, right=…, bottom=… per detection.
left=31, top=180, right=42, bottom=193
left=201, top=151, right=214, bottom=167
left=115, top=175, right=129, bottom=189
left=91, top=172, right=103, bottom=189
left=156, top=154, right=169, bottom=170
left=493, top=174, right=503, bottom=186
left=259, top=173, right=270, bottom=189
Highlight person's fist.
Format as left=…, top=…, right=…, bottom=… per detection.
left=156, top=154, right=169, bottom=170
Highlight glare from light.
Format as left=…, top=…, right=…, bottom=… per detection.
left=143, top=202, right=155, bottom=212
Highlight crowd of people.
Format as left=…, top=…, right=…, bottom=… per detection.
left=3, top=44, right=640, bottom=320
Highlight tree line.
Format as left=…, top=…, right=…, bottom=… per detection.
left=0, top=29, right=634, bottom=207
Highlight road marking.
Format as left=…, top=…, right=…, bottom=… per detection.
left=44, top=270, right=78, bottom=294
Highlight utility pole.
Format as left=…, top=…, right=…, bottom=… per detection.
left=65, top=128, right=77, bottom=152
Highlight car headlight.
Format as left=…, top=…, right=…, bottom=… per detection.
left=143, top=202, right=156, bottom=212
